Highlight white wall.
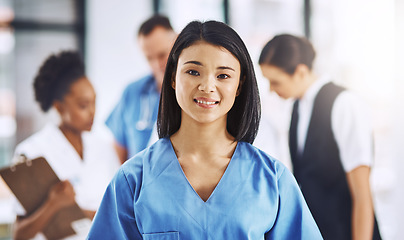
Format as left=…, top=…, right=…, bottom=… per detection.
left=389, top=0, right=404, bottom=238
left=86, top=0, right=153, bottom=125
left=311, top=1, right=401, bottom=239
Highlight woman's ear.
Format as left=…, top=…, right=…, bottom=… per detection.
left=171, top=73, right=176, bottom=90
left=294, top=64, right=310, bottom=80
left=53, top=101, right=63, bottom=115
left=171, top=79, right=175, bottom=90
left=236, top=76, right=246, bottom=96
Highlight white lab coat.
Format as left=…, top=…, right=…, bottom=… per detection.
left=13, top=124, right=120, bottom=240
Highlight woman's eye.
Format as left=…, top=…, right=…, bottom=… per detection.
left=78, top=103, right=88, bottom=109
left=217, top=74, right=230, bottom=79
left=187, top=70, right=199, bottom=76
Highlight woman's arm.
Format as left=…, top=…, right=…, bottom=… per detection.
left=346, top=165, right=374, bottom=240
left=88, top=168, right=142, bottom=239
left=13, top=180, right=76, bottom=240
left=265, top=167, right=323, bottom=239
left=332, top=92, right=376, bottom=239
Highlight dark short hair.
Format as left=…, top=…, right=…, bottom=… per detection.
left=157, top=20, right=261, bottom=144
left=33, top=51, right=85, bottom=112
left=259, top=34, right=315, bottom=75
left=138, top=15, right=173, bottom=36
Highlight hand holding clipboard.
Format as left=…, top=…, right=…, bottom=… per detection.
left=0, top=156, right=90, bottom=240
left=47, top=180, right=76, bottom=210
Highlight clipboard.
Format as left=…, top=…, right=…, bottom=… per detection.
left=0, top=156, right=89, bottom=240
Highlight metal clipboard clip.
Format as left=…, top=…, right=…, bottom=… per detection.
left=10, top=154, right=32, bottom=172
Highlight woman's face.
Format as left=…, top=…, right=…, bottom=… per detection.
left=173, top=41, right=241, bottom=127
left=260, top=64, right=301, bottom=99
left=55, top=77, right=96, bottom=132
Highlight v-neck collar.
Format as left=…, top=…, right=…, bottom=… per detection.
left=52, top=124, right=86, bottom=162
left=166, top=138, right=240, bottom=204
left=136, top=138, right=251, bottom=233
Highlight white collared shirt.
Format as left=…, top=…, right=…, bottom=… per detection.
left=295, top=76, right=374, bottom=172
left=12, top=124, right=120, bottom=239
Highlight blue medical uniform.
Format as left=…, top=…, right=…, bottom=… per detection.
left=88, top=138, right=322, bottom=240
left=106, top=75, right=159, bottom=158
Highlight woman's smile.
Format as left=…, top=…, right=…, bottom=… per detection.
left=194, top=97, right=220, bottom=108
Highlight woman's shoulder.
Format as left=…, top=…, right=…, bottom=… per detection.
left=237, top=141, right=287, bottom=179
left=14, top=124, right=60, bottom=160
left=113, top=138, right=173, bottom=197
left=120, top=138, right=173, bottom=176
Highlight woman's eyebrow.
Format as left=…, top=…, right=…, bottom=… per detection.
left=218, top=66, right=235, bottom=72
left=184, top=61, right=235, bottom=72
left=184, top=60, right=202, bottom=66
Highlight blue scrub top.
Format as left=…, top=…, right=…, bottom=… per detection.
left=88, top=138, right=322, bottom=240
left=106, top=75, right=159, bottom=158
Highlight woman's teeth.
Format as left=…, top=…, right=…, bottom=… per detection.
left=196, top=99, right=217, bottom=105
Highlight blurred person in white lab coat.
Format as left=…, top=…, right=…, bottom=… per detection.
left=12, top=51, right=120, bottom=240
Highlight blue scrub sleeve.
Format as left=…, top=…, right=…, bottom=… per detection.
left=265, top=168, right=323, bottom=239
left=105, top=93, right=128, bottom=148
left=87, top=169, right=142, bottom=239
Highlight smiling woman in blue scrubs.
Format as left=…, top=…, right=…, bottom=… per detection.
left=88, top=20, right=322, bottom=240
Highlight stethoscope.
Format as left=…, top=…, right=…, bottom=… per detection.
left=136, top=85, right=158, bottom=131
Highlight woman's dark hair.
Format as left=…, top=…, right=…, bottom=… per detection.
left=258, top=34, right=316, bottom=75
left=33, top=50, right=85, bottom=112
left=157, top=20, right=261, bottom=144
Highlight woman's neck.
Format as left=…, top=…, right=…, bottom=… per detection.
left=170, top=118, right=236, bottom=160
left=59, top=124, right=84, bottom=159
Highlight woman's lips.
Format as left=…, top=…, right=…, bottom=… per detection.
left=194, top=97, right=219, bottom=108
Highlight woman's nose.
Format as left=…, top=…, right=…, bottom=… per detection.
left=198, top=76, right=216, bottom=92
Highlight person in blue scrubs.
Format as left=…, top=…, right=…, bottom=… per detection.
left=88, top=21, right=322, bottom=239
left=106, top=15, right=177, bottom=163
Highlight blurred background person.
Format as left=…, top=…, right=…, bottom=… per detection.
left=105, top=15, right=177, bottom=163
left=12, top=51, right=120, bottom=239
left=259, top=34, right=381, bottom=240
